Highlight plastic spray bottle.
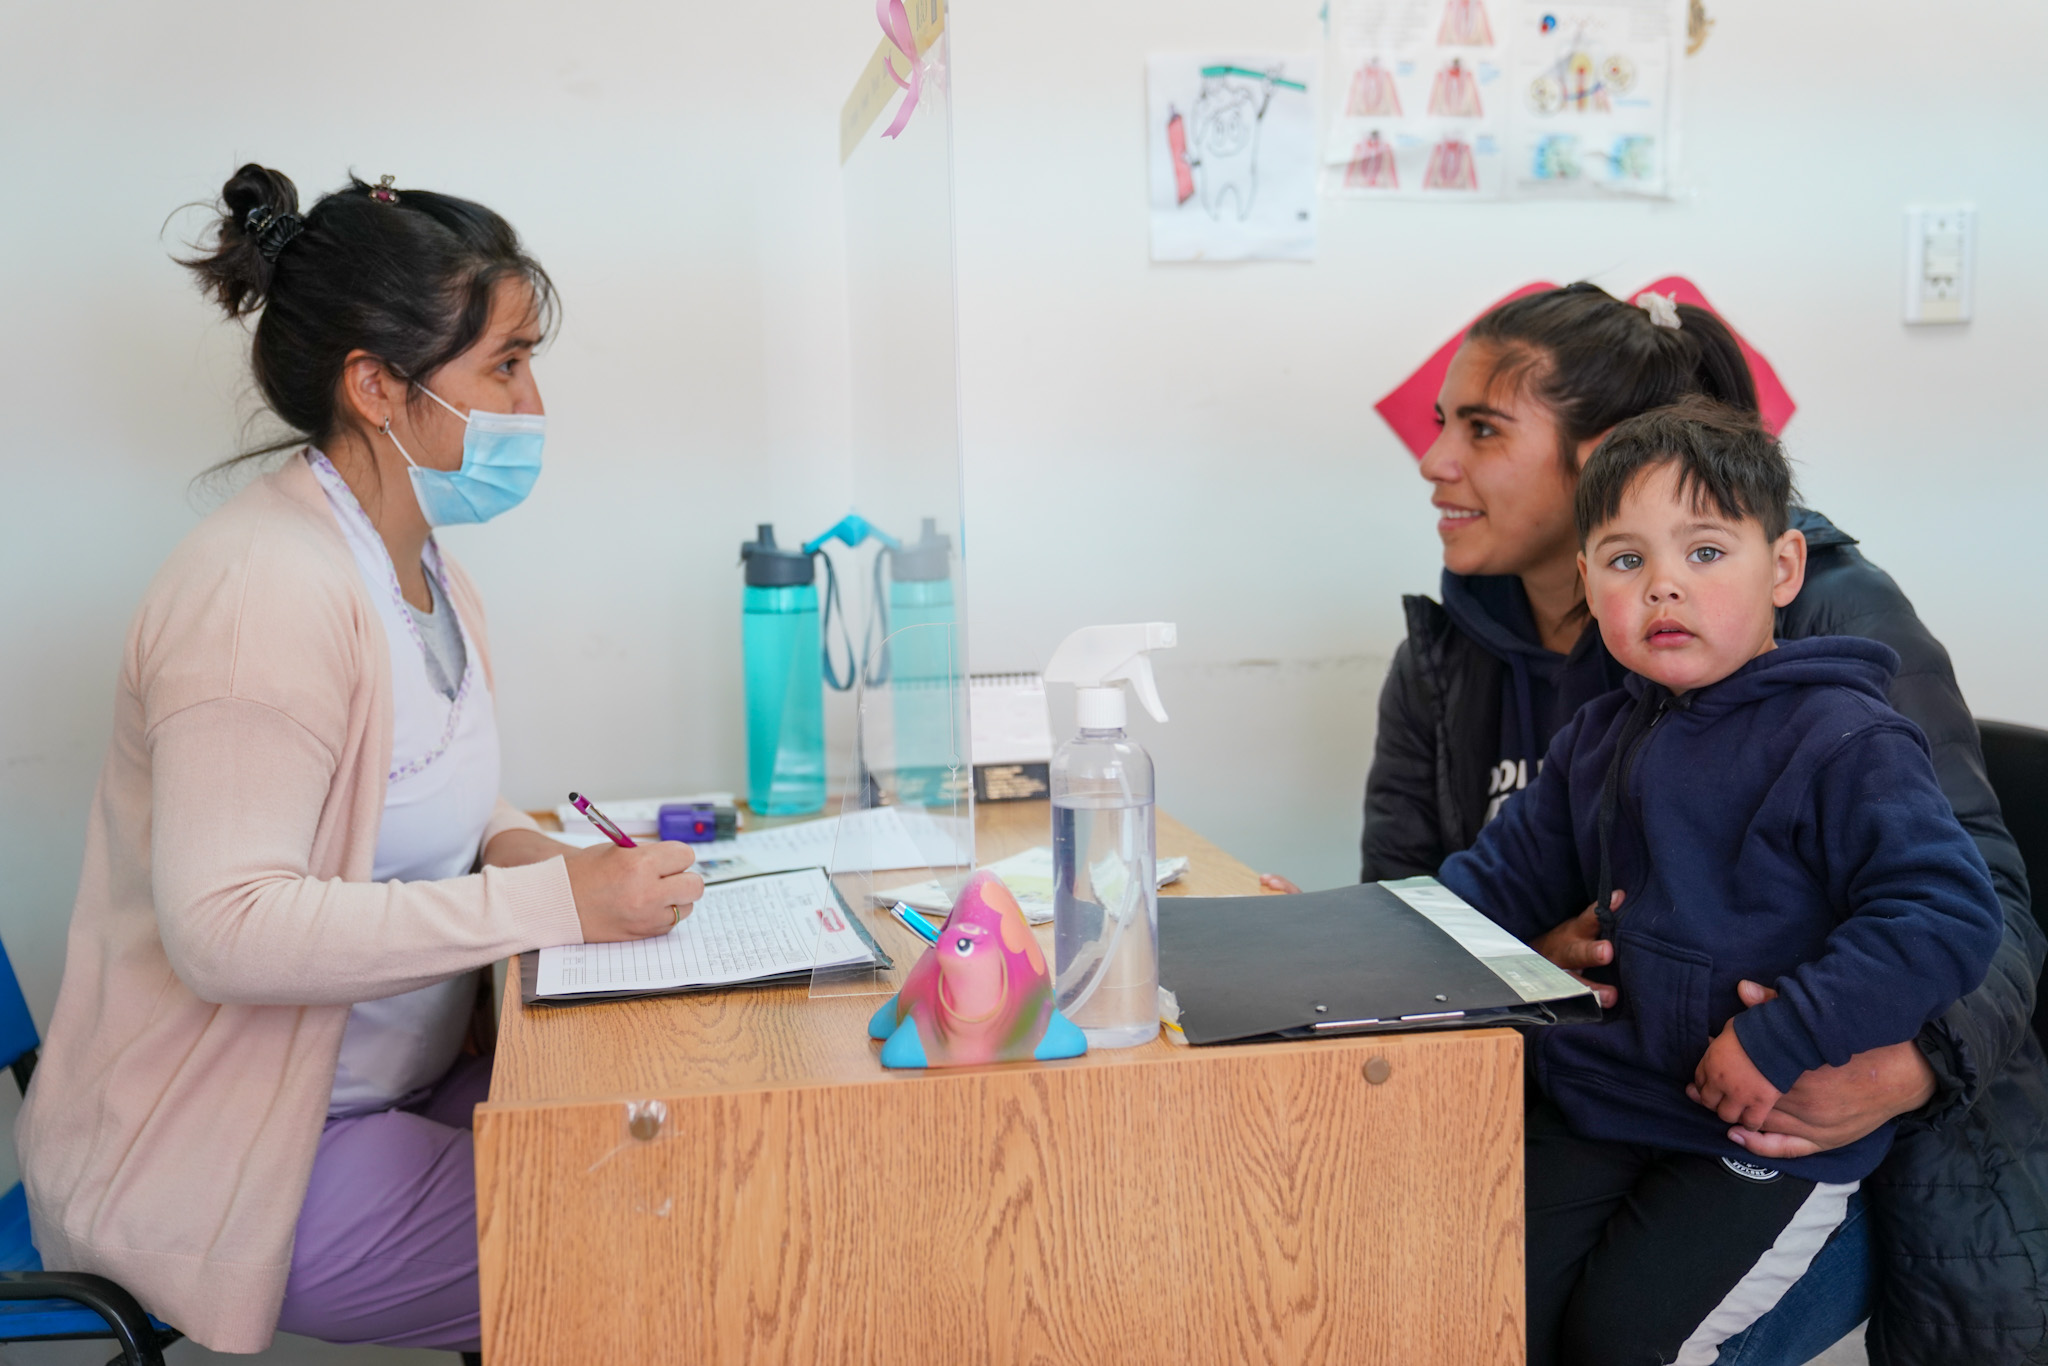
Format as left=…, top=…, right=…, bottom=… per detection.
left=1043, top=622, right=1178, bottom=1048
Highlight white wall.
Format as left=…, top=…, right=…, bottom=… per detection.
left=1, top=3, right=2043, bottom=1354
left=947, top=0, right=2048, bottom=891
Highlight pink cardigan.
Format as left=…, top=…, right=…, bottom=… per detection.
left=16, top=455, right=584, bottom=1352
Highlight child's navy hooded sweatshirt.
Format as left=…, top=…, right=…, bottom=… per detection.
left=1439, top=635, right=2002, bottom=1184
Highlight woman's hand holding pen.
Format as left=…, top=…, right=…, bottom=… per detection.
left=562, top=841, right=704, bottom=942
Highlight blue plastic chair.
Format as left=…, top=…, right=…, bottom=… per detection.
left=0, top=938, right=179, bottom=1365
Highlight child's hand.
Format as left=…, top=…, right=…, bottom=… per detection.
left=1688, top=1020, right=1781, bottom=1131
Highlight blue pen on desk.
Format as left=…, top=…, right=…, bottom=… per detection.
left=890, top=902, right=940, bottom=945
left=568, top=792, right=636, bottom=848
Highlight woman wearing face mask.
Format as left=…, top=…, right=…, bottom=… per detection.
left=15, top=165, right=702, bottom=1356
left=1286, top=283, right=2048, bottom=1365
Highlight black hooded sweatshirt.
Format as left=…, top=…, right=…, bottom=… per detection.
left=1360, top=507, right=2048, bottom=1364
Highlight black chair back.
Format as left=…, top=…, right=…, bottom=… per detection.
left=1977, top=719, right=2048, bottom=1048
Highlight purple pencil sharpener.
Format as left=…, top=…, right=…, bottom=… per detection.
left=657, top=803, right=719, bottom=843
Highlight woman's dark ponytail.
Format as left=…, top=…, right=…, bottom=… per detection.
left=176, top=163, right=556, bottom=469
left=1668, top=302, right=1755, bottom=414
left=1466, top=283, right=1758, bottom=474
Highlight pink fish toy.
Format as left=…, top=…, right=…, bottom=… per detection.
left=867, top=870, right=1087, bottom=1068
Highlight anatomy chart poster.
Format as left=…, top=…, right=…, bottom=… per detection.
left=1322, top=0, right=1682, bottom=200
left=1149, top=54, right=1319, bottom=262
left=1505, top=1, right=1680, bottom=195
left=1324, top=0, right=1508, bottom=198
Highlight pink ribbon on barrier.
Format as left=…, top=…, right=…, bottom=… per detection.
left=878, top=0, right=923, bottom=139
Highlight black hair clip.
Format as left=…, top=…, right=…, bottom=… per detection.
left=244, top=204, right=305, bottom=262
left=369, top=174, right=400, bottom=205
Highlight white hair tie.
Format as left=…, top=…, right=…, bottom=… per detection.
left=1636, top=290, right=1682, bottom=330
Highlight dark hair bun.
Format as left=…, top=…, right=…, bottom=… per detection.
left=182, top=163, right=301, bottom=318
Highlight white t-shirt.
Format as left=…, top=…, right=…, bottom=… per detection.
left=309, top=451, right=501, bottom=1118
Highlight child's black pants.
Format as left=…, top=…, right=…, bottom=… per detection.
left=1525, top=1097, right=1857, bottom=1366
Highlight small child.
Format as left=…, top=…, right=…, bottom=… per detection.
left=1438, top=398, right=2002, bottom=1366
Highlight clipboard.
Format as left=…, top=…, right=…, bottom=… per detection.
left=1158, top=876, right=1599, bottom=1045
left=517, top=869, right=893, bottom=1007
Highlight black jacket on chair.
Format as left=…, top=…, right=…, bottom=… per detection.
left=1361, top=508, right=2048, bottom=1366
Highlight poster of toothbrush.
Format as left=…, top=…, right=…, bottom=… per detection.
left=1148, top=53, right=1319, bottom=262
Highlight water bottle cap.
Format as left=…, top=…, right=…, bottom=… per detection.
left=740, top=523, right=815, bottom=587
left=890, top=517, right=952, bottom=582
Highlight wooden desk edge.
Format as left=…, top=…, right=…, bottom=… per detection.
left=474, top=1025, right=1526, bottom=1114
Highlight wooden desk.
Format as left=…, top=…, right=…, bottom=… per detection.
left=477, top=804, right=1523, bottom=1364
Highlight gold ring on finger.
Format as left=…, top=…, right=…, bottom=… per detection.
left=669, top=904, right=682, bottom=928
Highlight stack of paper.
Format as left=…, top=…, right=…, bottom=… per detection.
left=880, top=847, right=1191, bottom=925
left=533, top=868, right=875, bottom=999
left=552, top=803, right=974, bottom=883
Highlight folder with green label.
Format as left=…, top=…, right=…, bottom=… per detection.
left=1158, top=876, right=1600, bottom=1045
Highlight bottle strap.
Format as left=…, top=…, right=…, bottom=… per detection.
left=818, top=550, right=859, bottom=692
left=862, top=547, right=893, bottom=687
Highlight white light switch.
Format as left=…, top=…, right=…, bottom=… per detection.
left=1904, top=205, right=1975, bottom=325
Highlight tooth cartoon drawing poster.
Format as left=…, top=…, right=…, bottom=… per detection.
left=1148, top=54, right=1319, bottom=262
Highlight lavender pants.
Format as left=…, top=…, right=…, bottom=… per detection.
left=274, top=1054, right=490, bottom=1352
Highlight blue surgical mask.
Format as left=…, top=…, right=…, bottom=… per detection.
left=381, top=384, right=546, bottom=527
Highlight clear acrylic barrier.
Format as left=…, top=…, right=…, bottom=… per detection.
left=815, top=5, right=970, bottom=999
left=811, top=622, right=972, bottom=998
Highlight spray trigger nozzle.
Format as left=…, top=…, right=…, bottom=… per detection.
left=1044, top=622, right=1177, bottom=729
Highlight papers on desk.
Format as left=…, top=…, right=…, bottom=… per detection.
left=549, top=805, right=972, bottom=883
left=533, top=868, right=877, bottom=999
left=694, top=806, right=971, bottom=877
left=880, top=847, right=1191, bottom=925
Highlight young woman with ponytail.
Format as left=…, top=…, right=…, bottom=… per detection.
left=15, top=166, right=705, bottom=1354
left=1331, top=282, right=2048, bottom=1364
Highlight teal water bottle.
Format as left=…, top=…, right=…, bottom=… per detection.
left=888, top=518, right=959, bottom=804
left=741, top=525, right=826, bottom=815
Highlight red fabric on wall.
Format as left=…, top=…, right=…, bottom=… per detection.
left=1372, top=277, right=1797, bottom=459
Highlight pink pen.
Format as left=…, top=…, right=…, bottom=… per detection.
left=568, top=792, right=637, bottom=848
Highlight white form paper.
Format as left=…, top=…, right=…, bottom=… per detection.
left=888, top=807, right=975, bottom=869
left=555, top=806, right=951, bottom=879
left=695, top=806, right=936, bottom=875
left=1381, top=875, right=1590, bottom=1003
left=880, top=848, right=1190, bottom=925
left=534, top=868, right=873, bottom=997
